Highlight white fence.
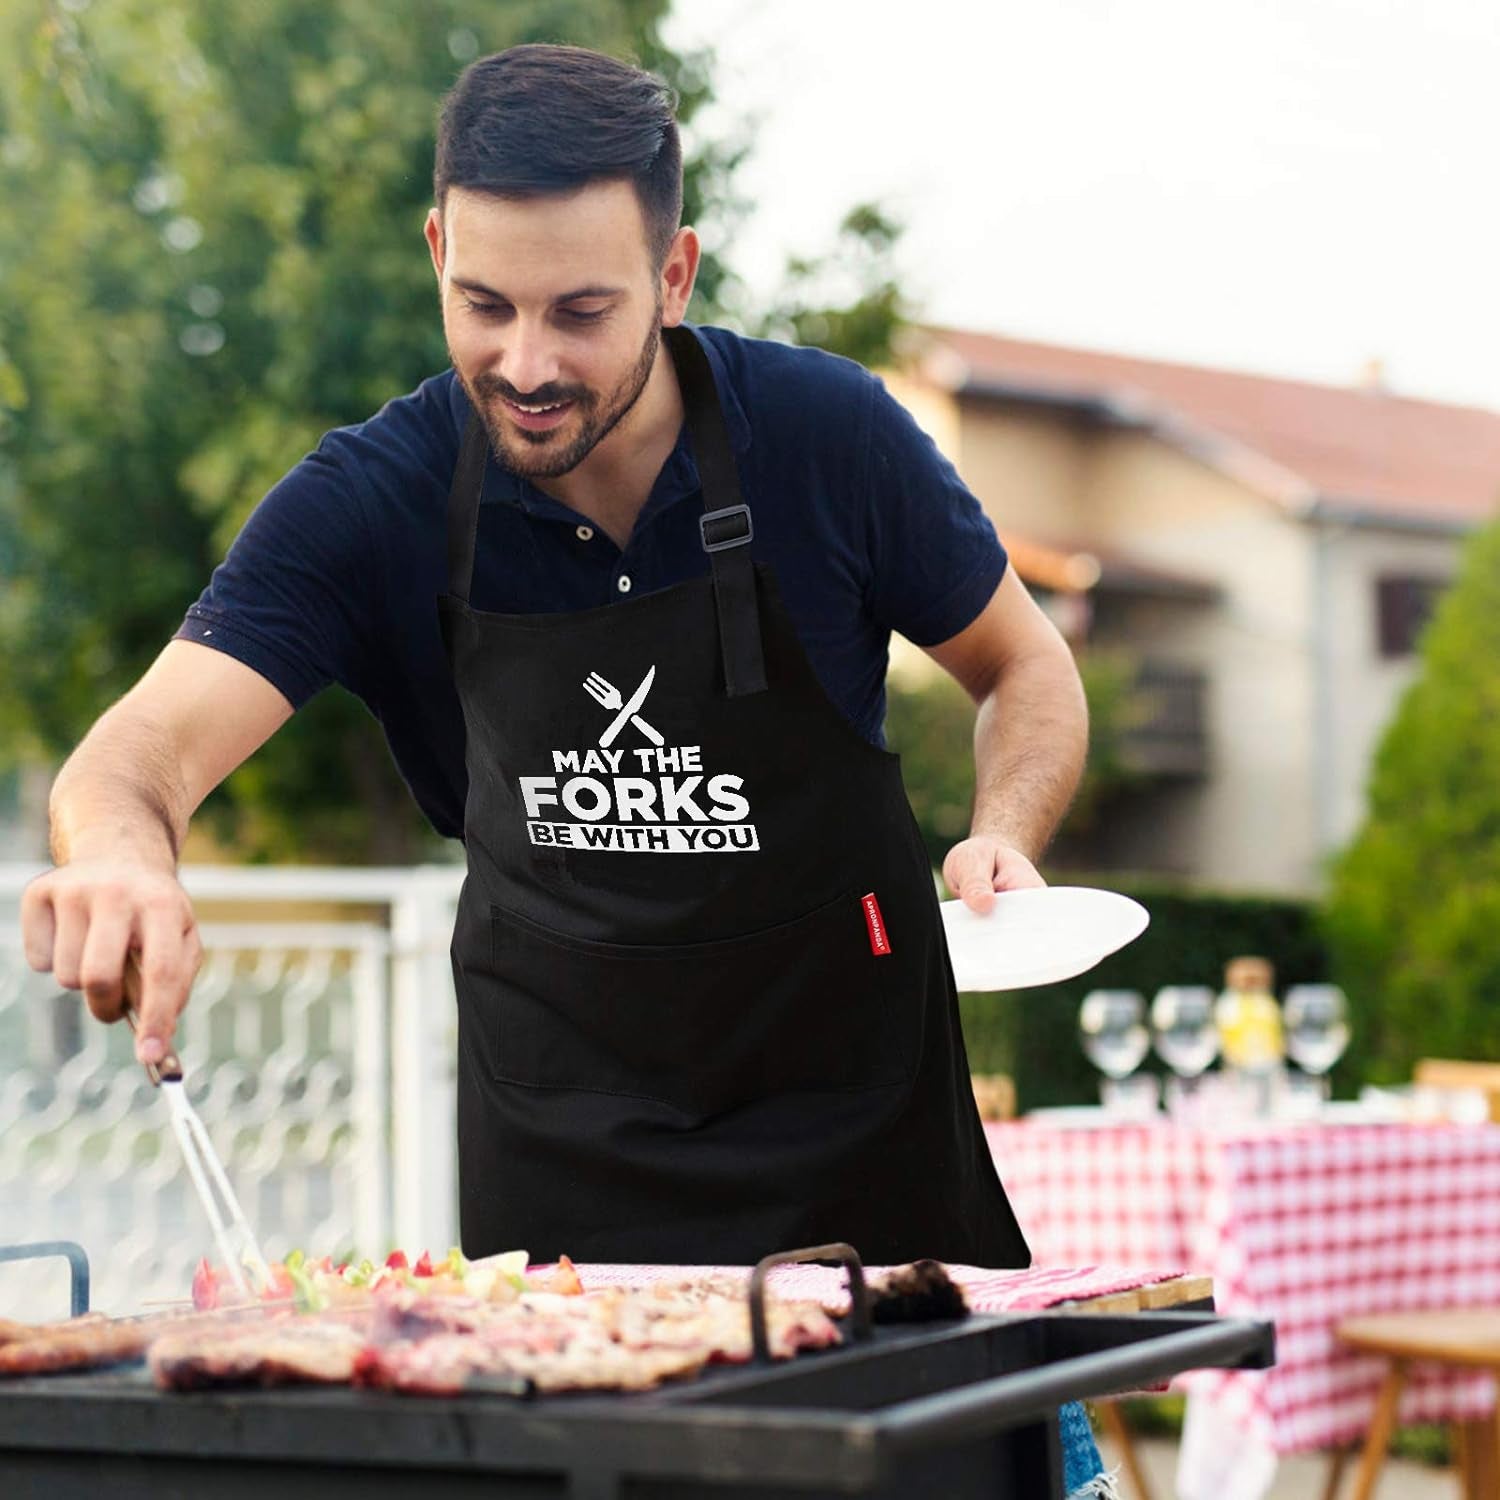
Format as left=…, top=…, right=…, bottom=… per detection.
left=0, top=863, right=464, bottom=1319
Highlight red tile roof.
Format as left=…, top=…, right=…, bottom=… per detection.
left=912, top=327, right=1500, bottom=527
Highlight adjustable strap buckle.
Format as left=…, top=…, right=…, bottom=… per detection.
left=700, top=504, right=754, bottom=554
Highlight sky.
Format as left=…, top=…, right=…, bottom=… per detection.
left=663, top=0, right=1500, bottom=411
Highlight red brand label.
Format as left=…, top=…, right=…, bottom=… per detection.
left=861, top=892, right=892, bottom=956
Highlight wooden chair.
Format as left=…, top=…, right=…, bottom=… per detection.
left=1327, top=1309, right=1500, bottom=1499
left=1413, top=1059, right=1500, bottom=1122
left=970, top=1073, right=1017, bottom=1121
left=1094, top=1400, right=1155, bottom=1500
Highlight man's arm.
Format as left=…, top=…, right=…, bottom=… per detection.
left=22, top=641, right=293, bottom=1062
left=923, top=568, right=1088, bottom=913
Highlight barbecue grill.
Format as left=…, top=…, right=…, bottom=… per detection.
left=0, top=1240, right=1274, bottom=1499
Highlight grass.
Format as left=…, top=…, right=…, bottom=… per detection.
left=1097, top=1395, right=1453, bottom=1467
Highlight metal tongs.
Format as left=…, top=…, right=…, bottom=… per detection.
left=123, top=952, right=271, bottom=1299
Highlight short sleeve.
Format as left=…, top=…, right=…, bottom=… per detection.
left=862, top=377, right=1008, bottom=646
left=174, top=444, right=378, bottom=709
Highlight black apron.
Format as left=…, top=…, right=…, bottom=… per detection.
left=437, top=326, right=1029, bottom=1268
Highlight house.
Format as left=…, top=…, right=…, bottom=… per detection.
left=882, top=328, right=1500, bottom=894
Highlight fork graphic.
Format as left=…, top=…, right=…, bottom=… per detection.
left=583, top=669, right=664, bottom=746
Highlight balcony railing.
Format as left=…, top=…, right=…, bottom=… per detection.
left=1120, top=661, right=1209, bottom=777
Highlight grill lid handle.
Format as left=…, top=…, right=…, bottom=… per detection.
left=0, top=1240, right=91, bottom=1317
left=749, top=1241, right=871, bottom=1363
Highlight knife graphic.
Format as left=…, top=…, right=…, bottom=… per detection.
left=599, top=664, right=659, bottom=748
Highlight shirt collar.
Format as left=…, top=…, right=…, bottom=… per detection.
left=449, top=323, right=751, bottom=517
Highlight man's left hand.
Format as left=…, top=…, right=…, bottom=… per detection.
left=943, top=836, right=1046, bottom=914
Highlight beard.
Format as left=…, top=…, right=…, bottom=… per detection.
left=455, top=312, right=662, bottom=481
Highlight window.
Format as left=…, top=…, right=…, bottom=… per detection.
left=1374, top=574, right=1449, bottom=659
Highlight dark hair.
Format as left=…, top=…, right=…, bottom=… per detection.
left=434, top=44, right=682, bottom=268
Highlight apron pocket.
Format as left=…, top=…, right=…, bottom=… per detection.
left=483, top=893, right=911, bottom=1116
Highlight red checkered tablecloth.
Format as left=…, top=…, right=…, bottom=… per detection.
left=987, top=1118, right=1500, bottom=1452
left=570, top=1259, right=1187, bottom=1312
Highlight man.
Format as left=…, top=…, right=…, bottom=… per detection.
left=22, top=45, right=1086, bottom=1268
left=23, top=45, right=1109, bottom=1491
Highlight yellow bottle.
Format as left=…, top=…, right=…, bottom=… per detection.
left=1216, top=956, right=1284, bottom=1074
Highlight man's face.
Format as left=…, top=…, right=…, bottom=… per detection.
left=429, top=182, right=665, bottom=479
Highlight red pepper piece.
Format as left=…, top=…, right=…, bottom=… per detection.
left=260, top=1264, right=296, bottom=1302
left=191, top=1257, right=219, bottom=1311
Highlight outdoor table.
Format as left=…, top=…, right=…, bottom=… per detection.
left=988, top=1116, right=1500, bottom=1500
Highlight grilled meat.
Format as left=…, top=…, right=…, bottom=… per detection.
left=0, top=1314, right=176, bottom=1375
left=0, top=1313, right=106, bottom=1349
left=868, top=1259, right=969, bottom=1323
left=150, top=1318, right=369, bottom=1390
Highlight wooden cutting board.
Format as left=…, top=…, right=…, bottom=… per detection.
left=1059, top=1273, right=1214, bottom=1314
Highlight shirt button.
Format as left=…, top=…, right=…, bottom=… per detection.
left=575, top=524, right=594, bottom=542
left=616, top=574, right=632, bottom=594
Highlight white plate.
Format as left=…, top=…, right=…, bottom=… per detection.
left=940, top=886, right=1149, bottom=992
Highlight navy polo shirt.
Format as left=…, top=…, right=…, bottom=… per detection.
left=176, top=324, right=1007, bottom=841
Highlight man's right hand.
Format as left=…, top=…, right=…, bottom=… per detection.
left=21, top=863, right=203, bottom=1066
left=27, top=641, right=295, bottom=1066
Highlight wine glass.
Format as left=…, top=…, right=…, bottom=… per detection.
left=1150, top=986, right=1219, bottom=1078
left=1150, top=986, right=1219, bottom=1120
left=1283, top=985, right=1350, bottom=1101
left=1079, top=990, right=1152, bottom=1116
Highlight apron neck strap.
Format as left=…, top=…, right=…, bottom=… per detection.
left=445, top=405, right=489, bottom=611
left=664, top=324, right=767, bottom=698
left=444, top=326, right=767, bottom=698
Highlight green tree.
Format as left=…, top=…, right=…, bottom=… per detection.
left=749, top=203, right=909, bottom=370
left=1324, top=516, right=1500, bottom=1083
left=0, top=1, right=908, bottom=861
